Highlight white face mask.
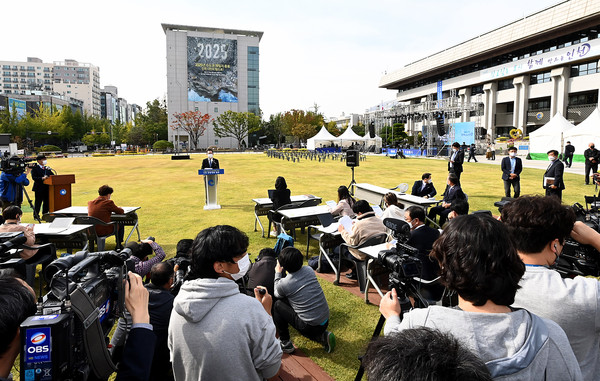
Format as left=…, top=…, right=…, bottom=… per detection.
left=42, top=160, right=48, bottom=165
left=452, top=148, right=458, bottom=152
left=207, top=153, right=213, bottom=159
left=224, top=254, right=250, bottom=281
left=548, top=156, right=556, bottom=161
left=509, top=152, right=516, bottom=157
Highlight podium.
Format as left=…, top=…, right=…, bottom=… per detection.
left=198, top=169, right=223, bottom=210
left=43, top=174, right=76, bottom=212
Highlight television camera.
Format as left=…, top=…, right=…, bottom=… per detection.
left=0, top=154, right=36, bottom=175
left=16, top=245, right=135, bottom=381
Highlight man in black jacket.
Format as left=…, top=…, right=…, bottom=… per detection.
left=427, top=174, right=465, bottom=227
left=30, top=154, right=53, bottom=217
left=544, top=150, right=565, bottom=200
left=584, top=142, right=599, bottom=185
left=500, top=147, right=523, bottom=198
left=448, top=142, right=464, bottom=184
left=563, top=141, right=575, bottom=168
left=411, top=173, right=437, bottom=199
left=201, top=149, right=220, bottom=169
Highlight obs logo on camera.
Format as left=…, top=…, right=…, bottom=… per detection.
left=25, top=328, right=51, bottom=363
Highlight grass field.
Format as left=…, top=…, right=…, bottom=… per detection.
left=16, top=153, right=590, bottom=380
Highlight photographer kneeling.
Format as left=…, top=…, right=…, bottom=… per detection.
left=503, top=196, right=600, bottom=381
left=379, top=214, right=582, bottom=380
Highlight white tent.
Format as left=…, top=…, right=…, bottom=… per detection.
left=365, top=132, right=383, bottom=149
left=337, top=127, right=366, bottom=148
left=306, top=126, right=338, bottom=150
left=529, top=112, right=575, bottom=157
left=563, top=108, right=600, bottom=156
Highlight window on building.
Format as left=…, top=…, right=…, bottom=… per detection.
left=528, top=98, right=551, bottom=110
left=497, top=79, right=514, bottom=91
left=571, top=61, right=598, bottom=77
left=568, top=92, right=598, bottom=106
left=214, top=107, right=218, bottom=113
left=530, top=71, right=551, bottom=84
left=471, top=84, right=484, bottom=95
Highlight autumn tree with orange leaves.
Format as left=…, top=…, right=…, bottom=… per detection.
left=170, top=111, right=212, bottom=150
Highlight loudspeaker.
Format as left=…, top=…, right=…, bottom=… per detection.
left=368, top=122, right=375, bottom=138
left=436, top=115, right=445, bottom=136
left=346, top=150, right=359, bottom=167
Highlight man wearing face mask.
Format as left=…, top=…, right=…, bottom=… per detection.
left=201, top=149, right=220, bottom=169
left=502, top=196, right=600, bottom=381
left=584, top=142, right=599, bottom=185
left=31, top=154, right=53, bottom=218
left=543, top=150, right=565, bottom=201
left=168, top=225, right=282, bottom=381
left=427, top=173, right=465, bottom=227
left=501, top=146, right=522, bottom=198
left=411, top=173, right=437, bottom=198
left=404, top=206, right=441, bottom=296
left=448, top=142, right=464, bottom=185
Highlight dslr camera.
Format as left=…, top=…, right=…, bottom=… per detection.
left=0, top=154, right=36, bottom=175
left=19, top=248, right=135, bottom=381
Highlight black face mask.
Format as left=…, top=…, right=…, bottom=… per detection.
left=592, top=146, right=596, bottom=150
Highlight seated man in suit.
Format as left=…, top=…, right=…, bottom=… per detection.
left=201, top=150, right=219, bottom=169
left=544, top=150, right=565, bottom=201
left=404, top=206, right=443, bottom=301
left=338, top=200, right=386, bottom=280
left=427, top=174, right=465, bottom=227
left=411, top=173, right=436, bottom=198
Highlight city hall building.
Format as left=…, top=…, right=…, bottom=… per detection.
left=162, top=24, right=262, bottom=149
left=379, top=0, right=600, bottom=141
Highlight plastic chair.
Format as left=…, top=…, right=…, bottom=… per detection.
left=390, top=183, right=409, bottom=193
left=74, top=216, right=117, bottom=251
left=267, top=204, right=296, bottom=238
left=334, top=233, right=388, bottom=293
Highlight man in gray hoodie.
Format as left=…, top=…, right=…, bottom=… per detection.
left=168, top=225, right=282, bottom=381
left=379, top=214, right=582, bottom=380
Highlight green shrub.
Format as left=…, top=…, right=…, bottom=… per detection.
left=40, top=145, right=61, bottom=152
left=153, top=140, right=174, bottom=151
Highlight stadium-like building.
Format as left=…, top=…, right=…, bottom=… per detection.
left=379, top=0, right=600, bottom=140
left=162, top=24, right=262, bottom=149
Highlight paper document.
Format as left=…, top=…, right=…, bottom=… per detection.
left=372, top=205, right=383, bottom=217
left=339, top=216, right=354, bottom=232
left=320, top=222, right=339, bottom=234
left=544, top=177, right=555, bottom=187
left=326, top=200, right=337, bottom=208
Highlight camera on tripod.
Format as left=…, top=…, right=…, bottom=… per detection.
left=377, top=218, right=422, bottom=280
left=19, top=248, right=136, bottom=381
left=0, top=154, right=36, bottom=175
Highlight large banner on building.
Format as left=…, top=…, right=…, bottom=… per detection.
left=187, top=36, right=238, bottom=103
left=8, top=98, right=26, bottom=120
left=453, top=122, right=475, bottom=145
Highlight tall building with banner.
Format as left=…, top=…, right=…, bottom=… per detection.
left=162, top=24, right=262, bottom=150
left=379, top=0, right=600, bottom=141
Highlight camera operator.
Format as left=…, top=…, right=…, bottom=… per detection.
left=0, top=163, right=30, bottom=210
left=362, top=327, right=492, bottom=381
left=126, top=238, right=166, bottom=278
left=0, top=274, right=36, bottom=381
left=502, top=196, right=600, bottom=381
left=379, top=214, right=582, bottom=380
left=168, top=225, right=282, bottom=381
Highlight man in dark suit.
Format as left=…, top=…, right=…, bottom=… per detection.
left=501, top=146, right=523, bottom=198
left=584, top=142, right=599, bottom=185
left=411, top=173, right=437, bottom=198
left=544, top=150, right=565, bottom=200
left=404, top=206, right=443, bottom=301
left=467, top=144, right=477, bottom=162
left=427, top=173, right=465, bottom=227
left=31, top=154, right=53, bottom=218
left=448, top=142, right=464, bottom=184
left=201, top=149, right=219, bottom=169
left=563, top=141, right=575, bottom=168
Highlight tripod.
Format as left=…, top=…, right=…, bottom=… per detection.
left=22, top=186, right=42, bottom=223
left=354, top=277, right=430, bottom=381
left=348, top=167, right=357, bottom=196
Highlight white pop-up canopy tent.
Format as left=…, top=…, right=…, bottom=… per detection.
left=529, top=112, right=575, bottom=159
left=337, top=127, right=366, bottom=148
left=563, top=108, right=600, bottom=156
left=365, top=132, right=383, bottom=149
left=306, top=126, right=338, bottom=150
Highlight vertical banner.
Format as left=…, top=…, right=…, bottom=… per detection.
left=437, top=80, right=443, bottom=108
left=187, top=37, right=238, bottom=103
left=453, top=122, right=476, bottom=145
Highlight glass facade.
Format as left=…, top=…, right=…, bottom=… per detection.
left=247, top=46, right=259, bottom=115
left=571, top=60, right=599, bottom=77
left=530, top=71, right=551, bottom=84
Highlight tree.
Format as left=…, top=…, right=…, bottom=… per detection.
left=213, top=111, right=261, bottom=149
left=170, top=111, right=211, bottom=150
left=351, top=123, right=365, bottom=136
left=325, top=121, right=340, bottom=137
left=264, top=113, right=287, bottom=147
left=381, top=123, right=408, bottom=145
left=135, top=98, right=168, bottom=143
left=281, top=109, right=323, bottom=144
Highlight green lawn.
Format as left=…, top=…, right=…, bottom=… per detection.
left=16, top=153, right=589, bottom=381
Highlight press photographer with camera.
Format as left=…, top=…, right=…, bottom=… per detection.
left=502, top=196, right=600, bottom=381
left=0, top=159, right=31, bottom=210
left=379, top=214, right=582, bottom=380
left=0, top=274, right=36, bottom=381
left=168, top=225, right=282, bottom=381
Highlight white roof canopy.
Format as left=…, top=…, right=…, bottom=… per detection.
left=529, top=112, right=574, bottom=154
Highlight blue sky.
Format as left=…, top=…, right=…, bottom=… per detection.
left=4, top=0, right=558, bottom=118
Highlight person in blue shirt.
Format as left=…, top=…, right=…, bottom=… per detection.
left=0, top=166, right=31, bottom=210
left=500, top=146, right=522, bottom=198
